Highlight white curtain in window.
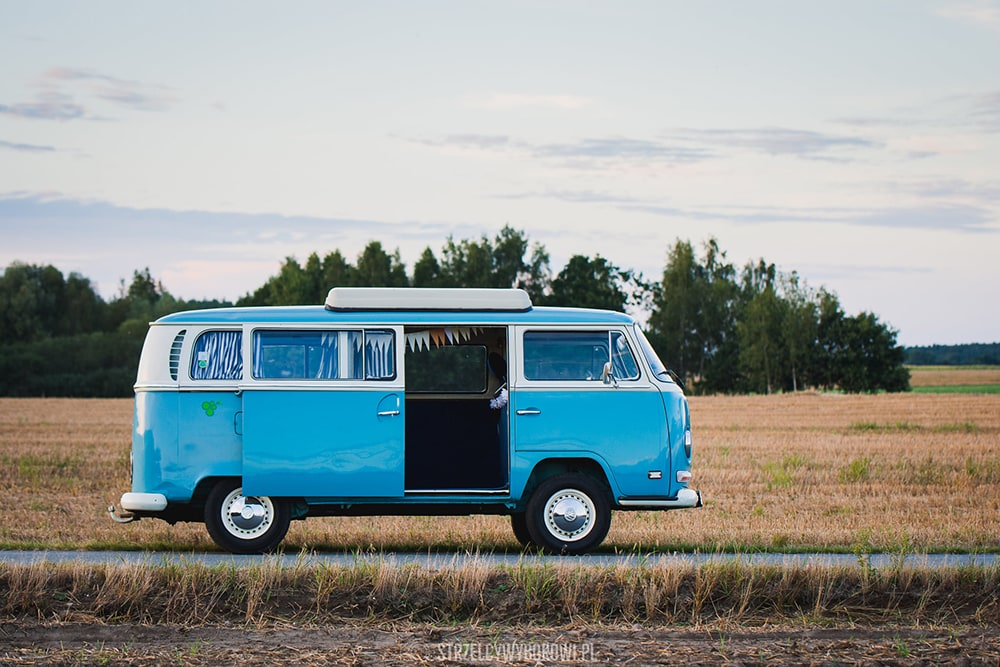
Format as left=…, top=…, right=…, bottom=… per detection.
left=193, top=331, right=243, bottom=380
left=365, top=331, right=394, bottom=379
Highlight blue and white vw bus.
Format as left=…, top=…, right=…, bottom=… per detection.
left=111, top=288, right=701, bottom=554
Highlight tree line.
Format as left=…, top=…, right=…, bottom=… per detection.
left=1, top=226, right=909, bottom=396
left=0, top=264, right=230, bottom=397
left=904, top=343, right=1000, bottom=366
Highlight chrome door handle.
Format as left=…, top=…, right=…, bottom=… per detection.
left=377, top=410, right=400, bottom=417
left=516, top=409, right=541, bottom=415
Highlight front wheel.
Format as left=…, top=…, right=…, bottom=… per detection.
left=525, top=473, right=611, bottom=555
left=204, top=479, right=290, bottom=554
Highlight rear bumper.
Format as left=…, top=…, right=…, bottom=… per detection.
left=617, top=488, right=703, bottom=509
left=120, top=492, right=168, bottom=512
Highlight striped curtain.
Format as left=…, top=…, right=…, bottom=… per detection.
left=192, top=331, right=243, bottom=380
left=315, top=333, right=339, bottom=379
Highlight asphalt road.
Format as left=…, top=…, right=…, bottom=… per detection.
left=1, top=550, right=997, bottom=569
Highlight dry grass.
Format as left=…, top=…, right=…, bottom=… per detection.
left=2, top=557, right=998, bottom=627
left=908, top=366, right=1000, bottom=387
left=1, top=391, right=998, bottom=552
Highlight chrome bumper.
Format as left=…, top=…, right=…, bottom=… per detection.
left=108, top=492, right=168, bottom=524
left=617, top=488, right=703, bottom=509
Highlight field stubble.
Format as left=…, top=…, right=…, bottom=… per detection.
left=2, top=392, right=1000, bottom=664
left=0, top=392, right=999, bottom=552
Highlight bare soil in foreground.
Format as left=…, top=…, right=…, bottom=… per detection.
left=2, top=621, right=999, bottom=666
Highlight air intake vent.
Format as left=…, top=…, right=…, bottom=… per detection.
left=169, top=330, right=186, bottom=381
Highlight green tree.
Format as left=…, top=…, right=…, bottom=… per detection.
left=546, top=254, right=629, bottom=311
left=649, top=240, right=700, bottom=385
left=352, top=241, right=409, bottom=287
left=648, top=238, right=740, bottom=392
left=61, top=273, right=107, bottom=336
left=737, top=266, right=785, bottom=394
left=691, top=239, right=740, bottom=393
left=836, top=312, right=910, bottom=392
left=412, top=247, right=442, bottom=287
left=322, top=250, right=353, bottom=288
left=0, top=262, right=67, bottom=342
left=779, top=272, right=818, bottom=392
left=436, top=226, right=550, bottom=295
left=303, top=252, right=326, bottom=304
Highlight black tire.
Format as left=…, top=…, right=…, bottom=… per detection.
left=204, top=479, right=290, bottom=554
left=524, top=473, right=611, bottom=555
left=510, top=512, right=534, bottom=548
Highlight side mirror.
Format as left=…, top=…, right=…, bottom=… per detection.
left=601, top=361, right=617, bottom=386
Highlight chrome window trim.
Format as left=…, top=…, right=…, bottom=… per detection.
left=248, top=327, right=398, bottom=383
left=187, top=328, right=243, bottom=383
left=516, top=326, right=647, bottom=387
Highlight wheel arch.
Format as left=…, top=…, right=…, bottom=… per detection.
left=518, top=457, right=614, bottom=511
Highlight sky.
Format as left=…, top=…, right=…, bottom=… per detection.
left=1, top=1, right=999, bottom=347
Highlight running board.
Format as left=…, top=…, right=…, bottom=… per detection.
left=405, top=488, right=510, bottom=495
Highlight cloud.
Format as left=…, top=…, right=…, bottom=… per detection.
left=935, top=2, right=1000, bottom=32
left=623, top=201, right=997, bottom=233
left=969, top=90, right=1000, bottom=132
left=836, top=89, right=1000, bottom=137
left=417, top=126, right=877, bottom=166
left=0, top=67, right=175, bottom=121
left=0, top=194, right=476, bottom=299
left=0, top=139, right=57, bottom=153
left=0, top=92, right=86, bottom=121
left=496, top=189, right=643, bottom=205
left=436, top=134, right=514, bottom=150
left=41, top=67, right=175, bottom=112
left=534, top=137, right=714, bottom=165
left=412, top=133, right=714, bottom=167
left=800, top=262, right=934, bottom=283
left=466, top=92, right=592, bottom=110
left=850, top=205, right=995, bottom=232
left=668, top=127, right=880, bottom=161
left=888, top=179, right=1000, bottom=203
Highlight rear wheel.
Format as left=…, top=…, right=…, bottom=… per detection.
left=525, top=473, right=611, bottom=555
left=204, top=479, right=290, bottom=554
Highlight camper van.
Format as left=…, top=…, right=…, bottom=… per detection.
left=110, top=288, right=701, bottom=554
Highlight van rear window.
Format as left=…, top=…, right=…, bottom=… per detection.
left=190, top=330, right=243, bottom=380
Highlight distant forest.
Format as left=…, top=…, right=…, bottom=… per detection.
left=0, top=226, right=933, bottom=397
left=904, top=343, right=1000, bottom=366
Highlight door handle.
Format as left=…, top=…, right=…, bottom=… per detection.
left=516, top=408, right=541, bottom=416
left=377, top=410, right=401, bottom=417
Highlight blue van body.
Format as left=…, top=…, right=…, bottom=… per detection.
left=113, top=288, right=701, bottom=554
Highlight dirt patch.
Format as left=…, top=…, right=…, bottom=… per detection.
left=2, top=621, right=998, bottom=665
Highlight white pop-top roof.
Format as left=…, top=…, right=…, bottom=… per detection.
left=325, top=287, right=533, bottom=312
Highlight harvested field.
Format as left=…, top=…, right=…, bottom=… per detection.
left=0, top=558, right=998, bottom=665
left=908, top=366, right=1000, bottom=387
left=1, top=392, right=999, bottom=552
left=2, top=392, right=999, bottom=664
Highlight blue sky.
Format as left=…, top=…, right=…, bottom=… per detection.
left=2, top=1, right=998, bottom=346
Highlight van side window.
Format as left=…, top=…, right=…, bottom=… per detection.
left=364, top=330, right=395, bottom=380
left=524, top=331, right=640, bottom=381
left=252, top=330, right=395, bottom=380
left=611, top=331, right=640, bottom=380
left=190, top=330, right=243, bottom=380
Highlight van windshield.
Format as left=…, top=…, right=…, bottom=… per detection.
left=634, top=327, right=672, bottom=382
